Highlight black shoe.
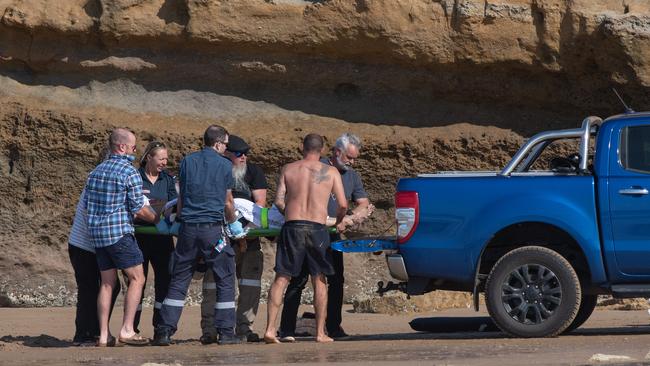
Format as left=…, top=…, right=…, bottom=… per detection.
left=72, top=335, right=85, bottom=346
left=73, top=335, right=96, bottom=347
left=151, top=329, right=172, bottom=346
left=218, top=334, right=243, bottom=345
left=328, top=328, right=349, bottom=339
left=199, top=334, right=217, bottom=345
left=243, top=332, right=260, bottom=343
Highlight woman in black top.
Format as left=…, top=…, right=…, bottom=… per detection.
left=133, top=141, right=177, bottom=333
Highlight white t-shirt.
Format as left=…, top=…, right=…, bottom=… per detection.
left=234, top=198, right=284, bottom=229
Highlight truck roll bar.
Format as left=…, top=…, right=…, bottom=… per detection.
left=500, top=116, right=603, bottom=176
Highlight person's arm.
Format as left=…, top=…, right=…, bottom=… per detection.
left=343, top=173, right=373, bottom=228
left=176, top=160, right=186, bottom=220
left=162, top=175, right=179, bottom=218
left=134, top=205, right=159, bottom=223
left=331, top=168, right=348, bottom=229
left=128, top=170, right=159, bottom=223
left=351, top=198, right=370, bottom=216
left=225, top=189, right=236, bottom=223
left=250, top=164, right=268, bottom=207
left=274, top=166, right=287, bottom=214
left=167, top=173, right=178, bottom=201
left=349, top=197, right=373, bottom=223
left=176, top=190, right=183, bottom=219
left=252, top=189, right=267, bottom=207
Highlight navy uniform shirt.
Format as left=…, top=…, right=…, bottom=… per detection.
left=232, top=163, right=268, bottom=201
left=139, top=167, right=178, bottom=203
left=320, top=158, right=368, bottom=217
left=179, top=147, right=233, bottom=224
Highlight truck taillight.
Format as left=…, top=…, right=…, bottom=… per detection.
left=395, top=191, right=419, bottom=244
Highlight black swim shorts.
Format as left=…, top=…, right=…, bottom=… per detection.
left=274, top=220, right=334, bottom=277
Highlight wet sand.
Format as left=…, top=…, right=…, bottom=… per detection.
left=2, top=305, right=650, bottom=365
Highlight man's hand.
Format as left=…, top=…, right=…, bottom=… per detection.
left=350, top=203, right=375, bottom=224
left=135, top=205, right=160, bottom=224
left=155, top=219, right=170, bottom=234
left=366, top=203, right=376, bottom=217
left=227, top=220, right=248, bottom=239
left=336, top=215, right=356, bottom=233
left=336, top=202, right=375, bottom=233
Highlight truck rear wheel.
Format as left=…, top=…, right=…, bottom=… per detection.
left=485, top=246, right=581, bottom=337
left=563, top=294, right=598, bottom=333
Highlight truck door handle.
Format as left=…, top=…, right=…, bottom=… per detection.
left=619, top=188, right=649, bottom=195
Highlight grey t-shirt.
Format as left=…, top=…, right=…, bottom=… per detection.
left=68, top=190, right=95, bottom=253
left=320, top=158, right=368, bottom=217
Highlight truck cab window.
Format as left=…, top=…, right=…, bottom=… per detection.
left=620, top=125, right=650, bottom=174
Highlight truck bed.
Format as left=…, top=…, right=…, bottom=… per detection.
left=396, top=172, right=601, bottom=285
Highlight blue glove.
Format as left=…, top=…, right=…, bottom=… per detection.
left=155, top=219, right=170, bottom=235
left=227, top=220, right=248, bottom=239
left=169, top=221, right=180, bottom=236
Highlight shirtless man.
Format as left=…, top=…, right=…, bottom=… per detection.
left=264, top=134, right=347, bottom=344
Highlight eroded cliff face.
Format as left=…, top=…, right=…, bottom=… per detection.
left=0, top=0, right=649, bottom=307
left=0, top=0, right=649, bottom=132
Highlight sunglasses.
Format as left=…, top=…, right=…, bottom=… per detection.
left=230, top=150, right=248, bottom=158
left=143, top=141, right=166, bottom=156
left=121, top=144, right=136, bottom=152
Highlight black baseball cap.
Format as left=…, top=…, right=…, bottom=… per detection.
left=226, top=135, right=250, bottom=154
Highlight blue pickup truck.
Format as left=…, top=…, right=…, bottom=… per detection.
left=339, top=112, right=650, bottom=338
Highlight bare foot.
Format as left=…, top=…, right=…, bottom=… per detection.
left=97, top=334, right=109, bottom=345
left=118, top=330, right=137, bottom=340
left=263, top=334, right=280, bottom=344
left=316, top=335, right=334, bottom=343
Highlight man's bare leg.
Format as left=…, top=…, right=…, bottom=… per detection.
left=312, top=274, right=333, bottom=343
left=119, top=264, right=145, bottom=339
left=98, top=269, right=117, bottom=344
left=264, top=274, right=290, bottom=344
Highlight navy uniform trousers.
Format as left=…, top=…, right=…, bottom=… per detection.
left=158, top=223, right=237, bottom=336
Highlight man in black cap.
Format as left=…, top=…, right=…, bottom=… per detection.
left=200, top=135, right=269, bottom=343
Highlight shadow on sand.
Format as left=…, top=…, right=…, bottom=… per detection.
left=0, top=334, right=71, bottom=348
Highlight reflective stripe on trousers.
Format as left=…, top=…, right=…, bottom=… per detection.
left=238, top=278, right=261, bottom=287
left=215, top=301, right=236, bottom=309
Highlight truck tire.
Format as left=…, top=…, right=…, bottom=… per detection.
left=485, top=246, right=581, bottom=338
left=563, top=294, right=598, bottom=333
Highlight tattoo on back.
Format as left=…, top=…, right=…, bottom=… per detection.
left=309, top=165, right=330, bottom=184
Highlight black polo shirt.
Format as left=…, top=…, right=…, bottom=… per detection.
left=232, top=163, right=268, bottom=201
left=138, top=167, right=178, bottom=203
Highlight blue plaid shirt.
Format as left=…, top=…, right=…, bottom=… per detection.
left=84, top=154, right=145, bottom=248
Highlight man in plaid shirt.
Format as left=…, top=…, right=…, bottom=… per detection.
left=84, top=128, right=158, bottom=347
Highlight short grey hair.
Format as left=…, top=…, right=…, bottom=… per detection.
left=335, top=133, right=362, bottom=151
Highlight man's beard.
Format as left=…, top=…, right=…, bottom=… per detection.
left=232, top=163, right=250, bottom=194
left=336, top=156, right=350, bottom=171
